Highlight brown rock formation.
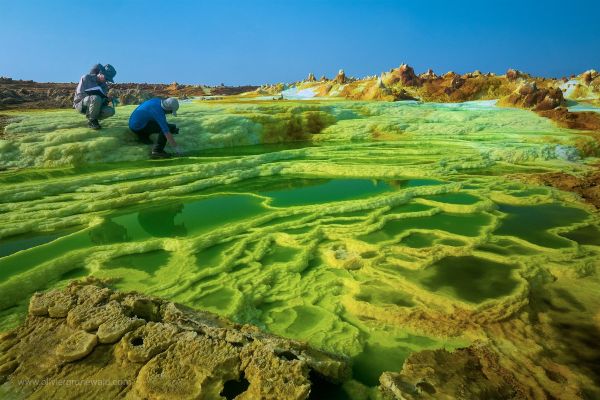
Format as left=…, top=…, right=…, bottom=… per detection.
left=525, top=170, right=600, bottom=209
left=417, top=72, right=509, bottom=103
left=306, top=73, right=316, bottom=82
left=581, top=69, right=599, bottom=85
left=506, top=68, right=529, bottom=81
left=449, top=74, right=466, bottom=90
left=256, top=83, right=286, bottom=96
left=537, top=107, right=600, bottom=131
left=499, top=81, right=565, bottom=111
left=111, top=87, right=153, bottom=105
left=0, top=280, right=350, bottom=399
left=419, top=69, right=437, bottom=80
left=334, top=69, right=347, bottom=84
left=343, top=78, right=417, bottom=102
left=382, top=64, right=421, bottom=87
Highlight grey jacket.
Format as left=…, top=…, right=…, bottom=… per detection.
left=73, top=74, right=109, bottom=106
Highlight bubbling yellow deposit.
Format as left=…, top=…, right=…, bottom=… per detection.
left=1, top=99, right=599, bottom=393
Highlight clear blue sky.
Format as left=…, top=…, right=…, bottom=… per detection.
left=1, top=0, right=599, bottom=85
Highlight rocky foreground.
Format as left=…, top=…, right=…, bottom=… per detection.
left=0, top=280, right=531, bottom=399
left=0, top=279, right=349, bottom=399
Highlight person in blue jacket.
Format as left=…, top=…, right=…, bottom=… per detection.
left=129, top=97, right=182, bottom=159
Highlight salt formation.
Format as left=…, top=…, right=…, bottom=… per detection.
left=1, top=99, right=600, bottom=398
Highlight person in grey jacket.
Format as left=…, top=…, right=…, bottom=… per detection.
left=73, top=64, right=117, bottom=130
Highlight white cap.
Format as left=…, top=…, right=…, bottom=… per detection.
left=161, top=97, right=179, bottom=116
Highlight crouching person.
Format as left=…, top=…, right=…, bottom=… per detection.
left=129, top=97, right=182, bottom=159
left=73, top=64, right=117, bottom=130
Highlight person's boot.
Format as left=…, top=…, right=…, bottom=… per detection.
left=88, top=119, right=101, bottom=130
left=150, top=150, right=171, bottom=159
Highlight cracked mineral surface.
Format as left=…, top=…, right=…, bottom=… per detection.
left=0, top=280, right=350, bottom=399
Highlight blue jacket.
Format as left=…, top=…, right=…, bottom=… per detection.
left=129, top=98, right=170, bottom=134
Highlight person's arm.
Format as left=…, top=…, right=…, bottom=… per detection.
left=164, top=132, right=183, bottom=155
left=73, top=75, right=88, bottom=102
left=154, top=108, right=183, bottom=155
left=164, top=131, right=177, bottom=147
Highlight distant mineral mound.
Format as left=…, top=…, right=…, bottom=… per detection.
left=0, top=280, right=350, bottom=399
left=497, top=81, right=565, bottom=111
left=242, top=64, right=600, bottom=112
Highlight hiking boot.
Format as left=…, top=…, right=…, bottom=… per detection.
left=88, top=119, right=101, bottom=130
left=150, top=150, right=172, bottom=159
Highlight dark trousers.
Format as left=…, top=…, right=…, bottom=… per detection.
left=132, top=121, right=177, bottom=152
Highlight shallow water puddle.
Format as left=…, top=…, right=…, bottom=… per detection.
left=351, top=333, right=439, bottom=387
left=0, top=230, right=95, bottom=281
left=559, top=224, right=600, bottom=246
left=352, top=343, right=413, bottom=386
left=0, top=227, right=80, bottom=258
left=412, top=256, right=520, bottom=303
left=259, top=178, right=394, bottom=207
left=495, top=203, right=589, bottom=248
left=420, top=192, right=481, bottom=205
left=118, top=194, right=267, bottom=238
left=359, top=212, right=492, bottom=243
left=0, top=194, right=267, bottom=278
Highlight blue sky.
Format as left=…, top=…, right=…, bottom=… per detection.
left=1, top=0, right=599, bottom=85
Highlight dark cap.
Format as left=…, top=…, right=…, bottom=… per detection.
left=102, top=64, right=117, bottom=82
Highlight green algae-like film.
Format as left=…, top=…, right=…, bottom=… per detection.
left=2, top=100, right=600, bottom=397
